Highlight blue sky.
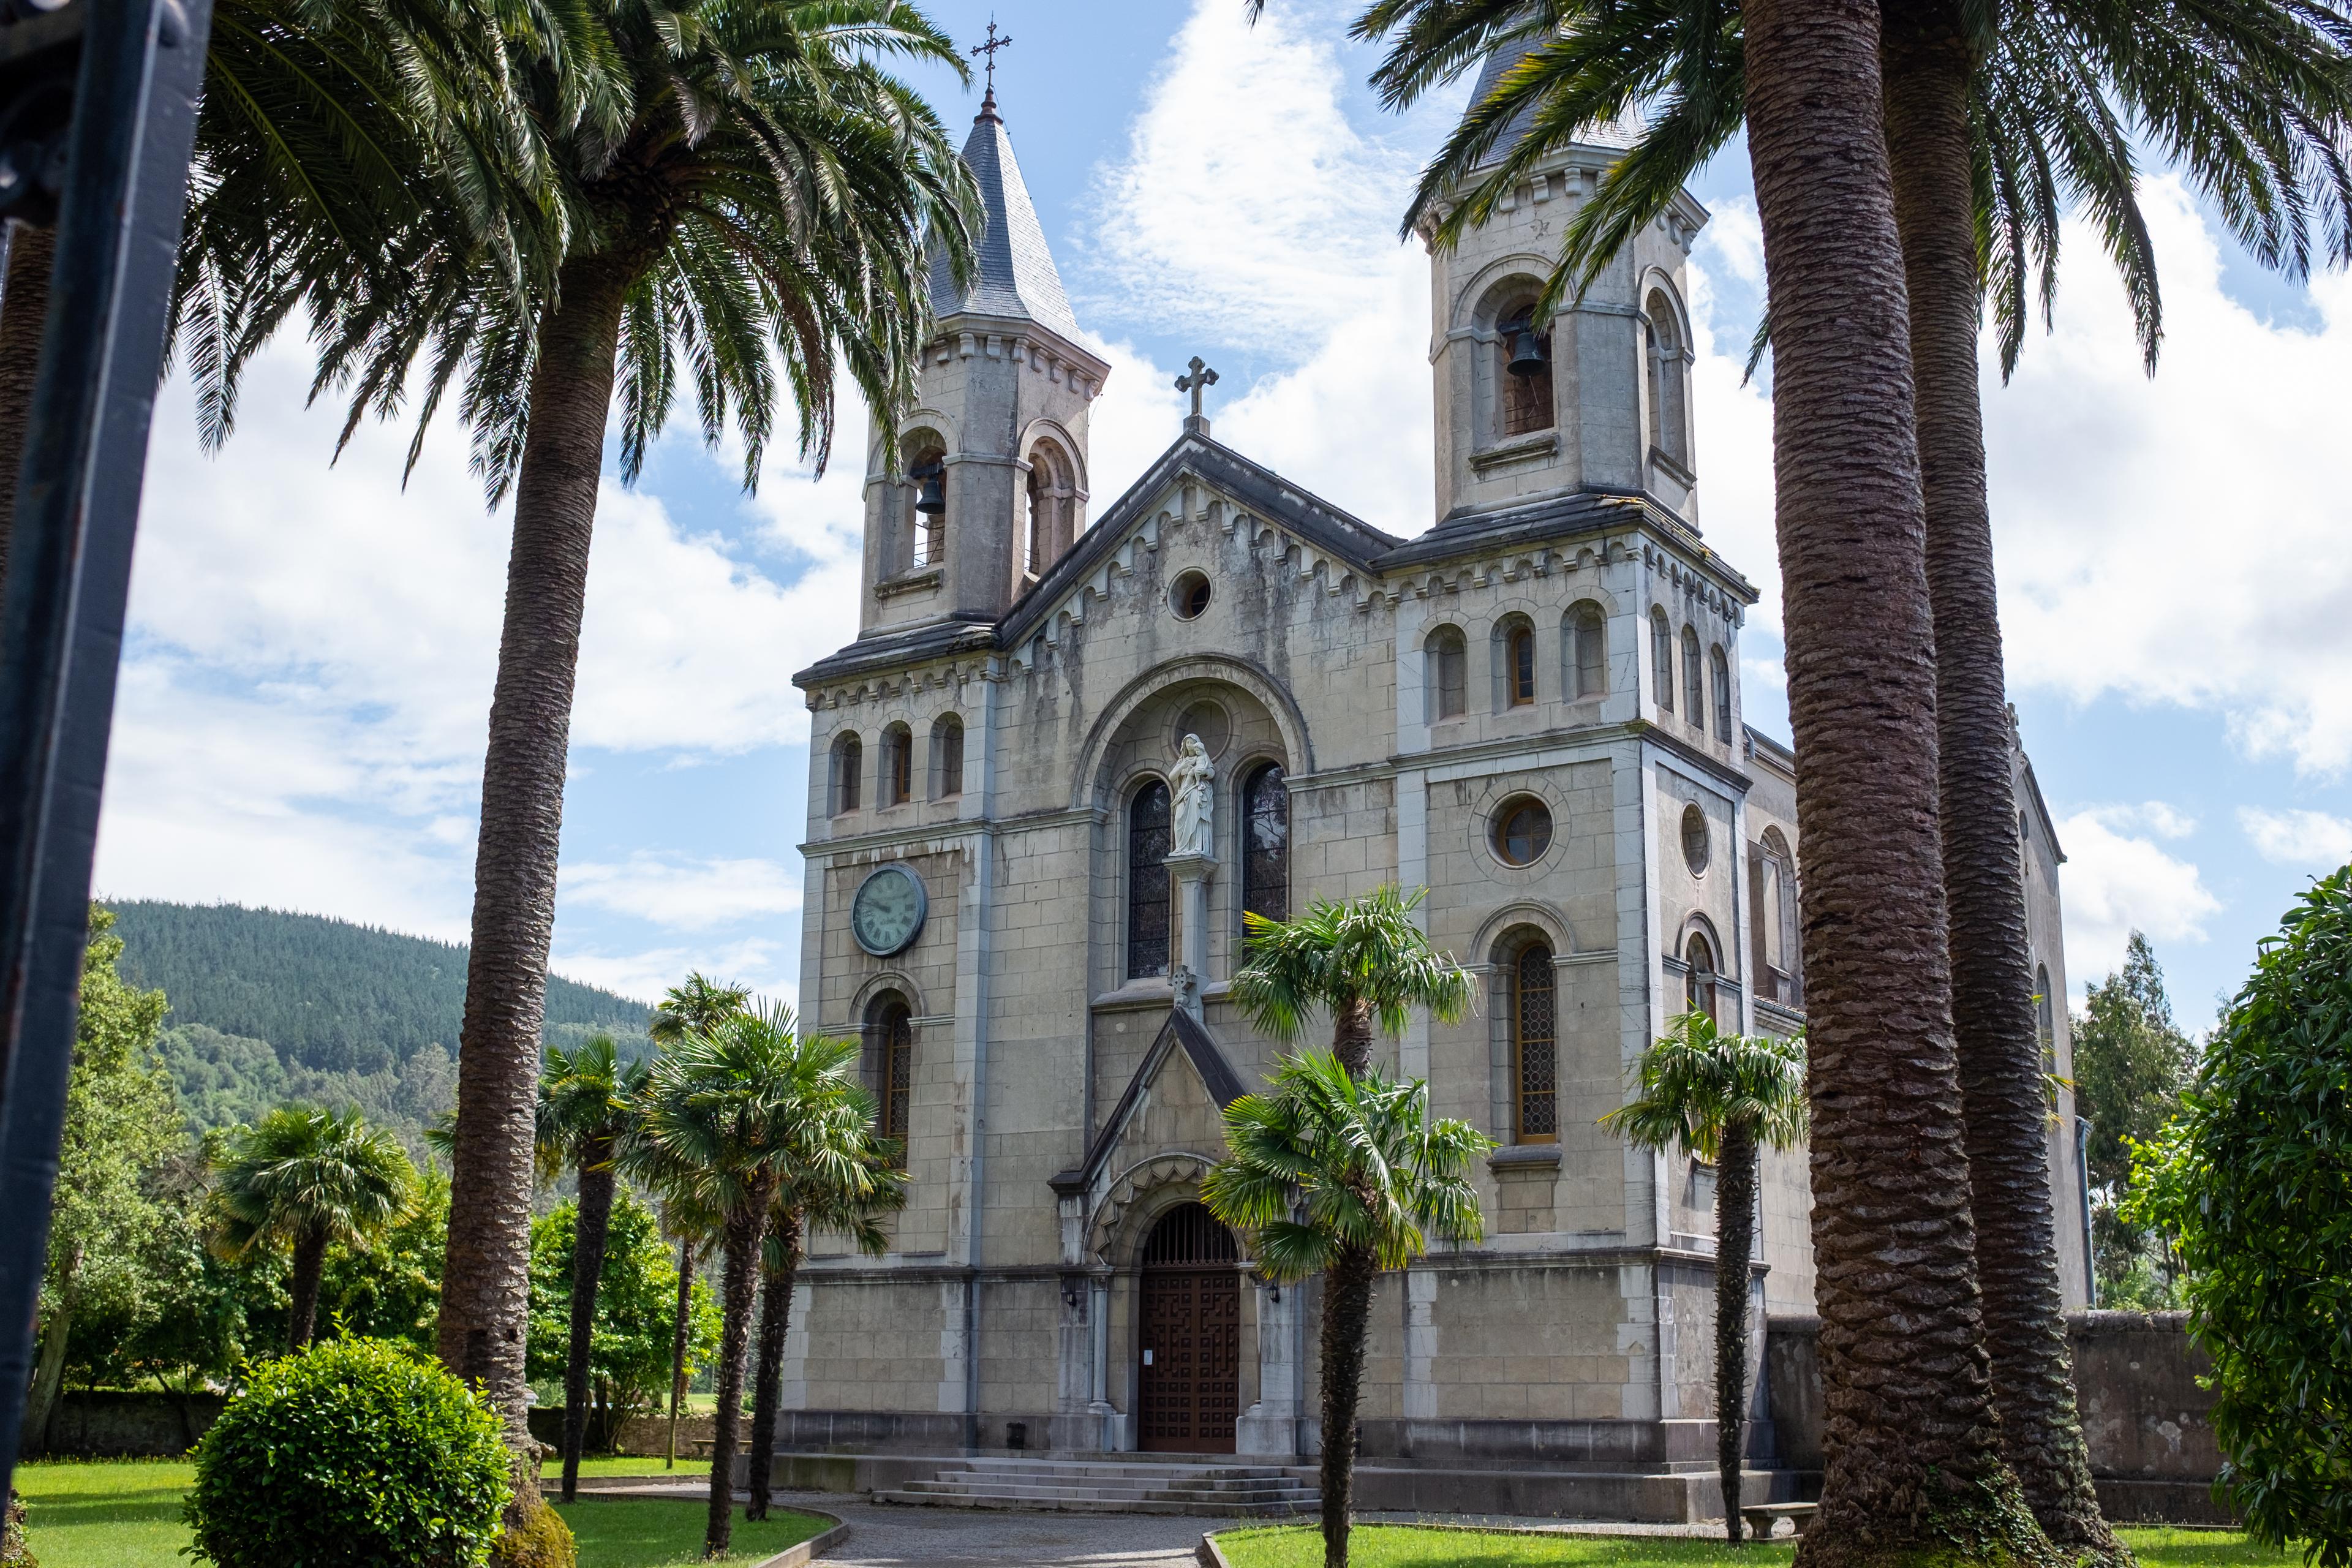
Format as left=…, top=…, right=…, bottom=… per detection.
left=95, top=0, right=2352, bottom=1034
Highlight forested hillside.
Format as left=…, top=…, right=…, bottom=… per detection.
left=105, top=900, right=650, bottom=1148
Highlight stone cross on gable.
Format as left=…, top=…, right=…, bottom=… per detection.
left=1176, top=356, right=1219, bottom=436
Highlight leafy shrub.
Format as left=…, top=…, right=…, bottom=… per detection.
left=184, top=1336, right=510, bottom=1566
left=2132, top=867, right=2352, bottom=1565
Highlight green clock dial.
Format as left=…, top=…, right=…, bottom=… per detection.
left=851, top=865, right=928, bottom=957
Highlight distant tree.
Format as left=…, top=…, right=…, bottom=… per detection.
left=526, top=1190, right=718, bottom=1447
left=2130, top=869, right=2352, bottom=1563
left=315, top=1166, right=451, bottom=1355
left=647, top=973, right=752, bottom=1046
left=208, top=1107, right=418, bottom=1349
left=1231, top=886, right=1476, bottom=1076
left=2075, top=932, right=2199, bottom=1305
left=1204, top=1052, right=1490, bottom=1568
left=1602, top=1014, right=1808, bottom=1542
left=23, top=907, right=183, bottom=1453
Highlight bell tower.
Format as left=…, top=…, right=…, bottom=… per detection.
left=859, top=78, right=1109, bottom=637
left=1423, top=39, right=1709, bottom=525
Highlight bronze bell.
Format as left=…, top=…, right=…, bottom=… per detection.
left=912, top=460, right=946, bottom=515
left=1506, top=323, right=1549, bottom=378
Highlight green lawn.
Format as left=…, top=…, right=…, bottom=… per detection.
left=10, top=1457, right=821, bottom=1567
left=1211, top=1526, right=2284, bottom=1568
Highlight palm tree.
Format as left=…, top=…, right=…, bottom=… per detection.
left=208, top=1106, right=418, bottom=1350
left=1231, top=886, right=1477, bottom=1077
left=1350, top=2, right=2352, bottom=1557
left=649, top=972, right=753, bottom=1047
left=1204, top=1052, right=1490, bottom=1568
left=744, top=1128, right=906, bottom=1521
left=638, top=1002, right=884, bottom=1558
left=534, top=1033, right=650, bottom=1502
left=1601, top=1013, right=1807, bottom=1543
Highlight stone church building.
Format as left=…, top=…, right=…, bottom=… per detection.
left=784, top=55, right=2090, bottom=1502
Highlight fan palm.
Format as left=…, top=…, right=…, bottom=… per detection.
left=534, top=1033, right=649, bottom=1501
left=1352, top=2, right=2352, bottom=1558
left=1601, top=1013, right=1807, bottom=1544
left=1204, top=1052, right=1490, bottom=1568
left=649, top=971, right=753, bottom=1046
left=1231, top=885, right=1477, bottom=1077
left=638, top=1002, right=885, bottom=1558
left=208, top=1105, right=419, bottom=1350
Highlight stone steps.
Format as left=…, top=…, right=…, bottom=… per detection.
left=874, top=1458, right=1320, bottom=1517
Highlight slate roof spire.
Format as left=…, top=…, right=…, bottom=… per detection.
left=1460, top=27, right=1637, bottom=168
left=927, top=89, right=1083, bottom=345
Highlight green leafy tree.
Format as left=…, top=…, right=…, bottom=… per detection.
left=317, top=1165, right=453, bottom=1355
left=638, top=1003, right=888, bottom=1556
left=526, top=1190, right=718, bottom=1446
left=1601, top=1013, right=1808, bottom=1543
left=2074, top=932, right=2198, bottom=1306
left=2130, top=868, right=2352, bottom=1564
left=1204, top=1053, right=1490, bottom=1568
left=1231, top=885, right=1477, bottom=1076
left=534, top=1034, right=649, bottom=1501
left=208, top=1106, right=420, bottom=1350
left=23, top=908, right=183, bottom=1453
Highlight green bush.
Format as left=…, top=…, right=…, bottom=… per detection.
left=184, top=1336, right=511, bottom=1566
left=2132, top=867, right=2352, bottom=1566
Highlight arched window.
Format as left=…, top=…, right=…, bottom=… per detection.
left=880, top=723, right=913, bottom=807
left=931, top=714, right=964, bottom=800
left=1567, top=603, right=1607, bottom=700
left=1497, top=617, right=1537, bottom=709
left=1496, top=300, right=1554, bottom=438
left=1242, top=763, right=1289, bottom=925
left=1025, top=439, right=1075, bottom=578
left=1711, top=646, right=1732, bottom=739
left=1127, top=779, right=1172, bottom=979
left=866, top=993, right=914, bottom=1141
left=831, top=733, right=862, bottom=814
left=1681, top=626, right=1703, bottom=726
left=1425, top=626, right=1467, bottom=722
left=1751, top=827, right=1799, bottom=1005
left=904, top=436, right=947, bottom=570
left=1646, top=289, right=1690, bottom=469
left=1685, top=932, right=1719, bottom=1021
left=1512, top=941, right=1558, bottom=1142
left=1651, top=608, right=1675, bottom=711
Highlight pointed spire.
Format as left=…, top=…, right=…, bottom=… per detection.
left=927, top=84, right=1082, bottom=343
left=1461, top=30, right=1637, bottom=168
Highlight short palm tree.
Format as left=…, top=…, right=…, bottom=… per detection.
left=649, top=972, right=753, bottom=1046
left=1205, top=1052, right=1491, bottom=1568
left=1354, top=4, right=2352, bottom=1557
left=535, top=1033, right=650, bottom=1501
left=638, top=1002, right=884, bottom=1558
left=208, top=1106, right=419, bottom=1350
left=1601, top=1013, right=1807, bottom=1544
left=1232, top=886, right=1477, bottom=1077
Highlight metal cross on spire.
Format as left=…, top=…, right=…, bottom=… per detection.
left=1176, top=356, right=1219, bottom=436
left=972, top=19, right=1012, bottom=113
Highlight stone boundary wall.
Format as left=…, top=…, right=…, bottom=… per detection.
left=1766, top=1311, right=2231, bottom=1525
left=19, top=1391, right=223, bottom=1458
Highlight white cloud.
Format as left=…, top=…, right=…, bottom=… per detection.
left=2237, top=805, right=2352, bottom=870
left=548, top=938, right=796, bottom=1011
left=561, top=854, right=803, bottom=930
left=2055, top=805, right=2222, bottom=984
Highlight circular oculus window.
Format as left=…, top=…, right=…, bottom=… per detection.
left=1174, top=699, right=1231, bottom=759
left=1681, top=804, right=1711, bottom=876
left=1493, top=796, right=1553, bottom=867
left=1170, top=570, right=1212, bottom=620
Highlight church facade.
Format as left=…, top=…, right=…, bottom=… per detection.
left=784, top=64, right=2090, bottom=1480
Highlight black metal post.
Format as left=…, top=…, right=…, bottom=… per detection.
left=0, top=0, right=213, bottom=1496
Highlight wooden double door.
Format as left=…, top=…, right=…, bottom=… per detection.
left=1137, top=1204, right=1241, bottom=1453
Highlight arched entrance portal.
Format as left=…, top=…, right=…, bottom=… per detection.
left=1137, top=1203, right=1240, bottom=1453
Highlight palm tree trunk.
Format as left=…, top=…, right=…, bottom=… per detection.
left=667, top=1236, right=695, bottom=1470
left=1882, top=10, right=2122, bottom=1562
left=437, top=252, right=631, bottom=1465
left=705, top=1179, right=772, bottom=1558
left=0, top=221, right=56, bottom=592
left=1330, top=999, right=1375, bottom=1078
left=1714, top=1122, right=1758, bottom=1545
left=560, top=1148, right=619, bottom=1503
left=1735, top=0, right=2027, bottom=1559
left=288, top=1227, right=330, bottom=1351
left=1316, top=1243, right=1378, bottom=1568
left=744, top=1212, right=804, bottom=1522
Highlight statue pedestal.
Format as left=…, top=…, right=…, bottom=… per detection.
left=1164, top=851, right=1215, bottom=1019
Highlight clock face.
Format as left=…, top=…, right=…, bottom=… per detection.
left=851, top=865, right=928, bottom=957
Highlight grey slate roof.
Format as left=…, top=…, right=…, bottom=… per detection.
left=927, top=102, right=1083, bottom=344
